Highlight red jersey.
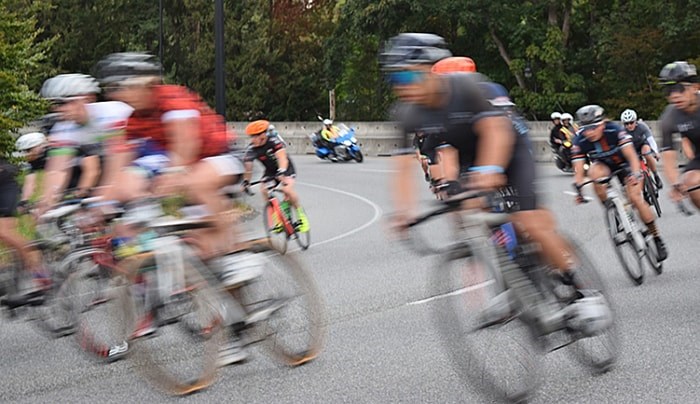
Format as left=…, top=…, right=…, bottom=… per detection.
left=125, top=85, right=231, bottom=159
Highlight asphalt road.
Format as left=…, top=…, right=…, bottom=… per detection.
left=1, top=155, right=699, bottom=403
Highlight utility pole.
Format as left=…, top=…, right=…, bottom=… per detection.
left=159, top=0, right=164, bottom=75
left=214, top=0, right=226, bottom=117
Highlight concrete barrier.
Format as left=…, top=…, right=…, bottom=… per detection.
left=228, top=121, right=680, bottom=163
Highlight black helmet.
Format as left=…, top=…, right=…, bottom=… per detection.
left=379, top=33, right=452, bottom=71
left=94, top=52, right=162, bottom=86
left=576, top=105, right=606, bottom=125
left=658, top=61, right=697, bottom=85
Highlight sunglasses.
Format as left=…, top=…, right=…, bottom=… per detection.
left=661, top=82, right=691, bottom=96
left=624, top=121, right=636, bottom=126
left=386, top=70, right=426, bottom=86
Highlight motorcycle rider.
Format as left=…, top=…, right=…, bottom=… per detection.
left=550, top=112, right=573, bottom=170
left=561, top=113, right=578, bottom=138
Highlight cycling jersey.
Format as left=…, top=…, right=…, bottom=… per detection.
left=393, top=73, right=537, bottom=210
left=571, top=122, right=633, bottom=167
left=124, top=85, right=230, bottom=160
left=550, top=124, right=563, bottom=145
left=0, top=158, right=19, bottom=217
left=625, top=121, right=656, bottom=154
left=660, top=96, right=700, bottom=171
left=244, top=136, right=296, bottom=177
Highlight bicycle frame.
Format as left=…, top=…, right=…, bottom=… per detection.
left=604, top=178, right=646, bottom=254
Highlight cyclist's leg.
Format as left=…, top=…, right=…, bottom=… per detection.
left=681, top=159, right=700, bottom=209
left=641, top=144, right=659, bottom=175
left=624, top=169, right=667, bottom=259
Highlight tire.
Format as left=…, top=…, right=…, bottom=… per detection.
left=288, top=207, right=310, bottom=250
left=644, top=234, right=663, bottom=275
left=0, top=244, right=22, bottom=300
left=121, top=251, right=225, bottom=395
left=239, top=246, right=325, bottom=366
left=431, top=243, right=542, bottom=403
left=263, top=204, right=288, bottom=254
left=353, top=150, right=364, bottom=163
left=561, top=236, right=619, bottom=373
left=643, top=172, right=662, bottom=218
left=605, top=207, right=644, bottom=285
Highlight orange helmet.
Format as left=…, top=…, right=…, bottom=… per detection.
left=431, top=56, right=477, bottom=74
left=245, top=119, right=270, bottom=136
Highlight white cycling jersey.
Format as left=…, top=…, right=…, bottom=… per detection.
left=49, top=101, right=133, bottom=150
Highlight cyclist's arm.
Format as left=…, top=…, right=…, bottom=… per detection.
left=41, top=152, right=75, bottom=207
left=164, top=113, right=201, bottom=166
left=621, top=142, right=641, bottom=173
left=473, top=115, right=515, bottom=171
left=274, top=148, right=290, bottom=174
left=76, top=155, right=100, bottom=196
left=97, top=135, right=135, bottom=195
left=571, top=144, right=587, bottom=186
left=681, top=137, right=695, bottom=160
left=659, top=109, right=681, bottom=185
left=21, top=172, right=37, bottom=203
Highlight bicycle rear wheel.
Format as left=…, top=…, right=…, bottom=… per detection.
left=431, top=243, right=542, bottom=403
left=122, top=251, right=225, bottom=395
left=643, top=172, right=662, bottom=218
left=0, top=244, right=22, bottom=301
left=644, top=234, right=663, bottom=275
left=264, top=204, right=288, bottom=254
left=562, top=236, right=619, bottom=373
left=239, top=245, right=325, bottom=366
left=289, top=207, right=310, bottom=250
left=605, top=207, right=644, bottom=285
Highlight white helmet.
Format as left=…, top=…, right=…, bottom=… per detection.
left=40, top=74, right=101, bottom=101
left=561, top=113, right=573, bottom=121
left=15, top=132, right=47, bottom=151
left=550, top=112, right=562, bottom=120
left=620, top=109, right=637, bottom=123
left=566, top=291, right=613, bottom=337
left=323, top=119, right=333, bottom=126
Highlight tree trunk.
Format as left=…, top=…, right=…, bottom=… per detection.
left=489, top=26, right=527, bottom=89
left=562, top=0, right=572, bottom=47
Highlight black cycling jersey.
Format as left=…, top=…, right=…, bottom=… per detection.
left=392, top=73, right=537, bottom=210
left=625, top=121, right=653, bottom=153
left=571, top=122, right=633, bottom=167
left=660, top=96, right=700, bottom=171
left=244, top=136, right=296, bottom=177
left=0, top=158, right=19, bottom=217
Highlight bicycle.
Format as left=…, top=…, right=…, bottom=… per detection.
left=81, top=199, right=324, bottom=395
left=407, top=192, right=617, bottom=403
left=247, top=177, right=310, bottom=254
left=640, top=157, right=662, bottom=218
left=577, top=169, right=662, bottom=285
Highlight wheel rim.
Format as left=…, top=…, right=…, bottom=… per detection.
left=264, top=204, right=288, bottom=254
left=606, top=208, right=644, bottom=285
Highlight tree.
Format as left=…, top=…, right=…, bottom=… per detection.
left=0, top=0, right=53, bottom=158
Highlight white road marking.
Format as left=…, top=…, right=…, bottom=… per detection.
left=295, top=181, right=383, bottom=248
left=406, top=280, right=495, bottom=306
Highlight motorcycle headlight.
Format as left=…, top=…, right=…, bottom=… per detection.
left=351, top=137, right=357, bottom=143
left=343, top=140, right=352, bottom=146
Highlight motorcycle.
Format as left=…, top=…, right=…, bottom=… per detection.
left=550, top=139, right=590, bottom=174
left=309, top=123, right=364, bottom=163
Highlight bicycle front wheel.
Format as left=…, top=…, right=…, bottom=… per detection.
left=121, top=251, right=225, bottom=395
left=644, top=172, right=662, bottom=218
left=431, top=243, right=542, bottom=403
left=605, top=207, right=644, bottom=285
left=239, top=245, right=325, bottom=366
left=264, top=204, right=288, bottom=254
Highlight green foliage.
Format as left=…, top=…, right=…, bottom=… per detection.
left=0, top=0, right=53, bottom=159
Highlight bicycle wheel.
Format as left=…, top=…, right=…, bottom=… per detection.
left=0, top=244, right=22, bottom=301
left=644, top=234, right=663, bottom=275
left=122, top=250, right=225, bottom=395
left=561, top=236, right=619, bottom=373
left=431, top=243, right=542, bottom=403
left=289, top=207, right=310, bottom=250
left=263, top=203, right=288, bottom=254
left=68, top=254, right=132, bottom=361
left=643, top=172, right=662, bottom=218
left=239, top=245, right=325, bottom=366
left=605, top=207, right=644, bottom=285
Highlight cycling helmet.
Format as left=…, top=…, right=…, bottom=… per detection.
left=620, top=109, right=637, bottom=123
left=40, top=74, right=100, bottom=101
left=94, top=52, right=162, bottom=86
left=323, top=119, right=333, bottom=126
left=15, top=132, right=47, bottom=151
left=561, top=113, right=573, bottom=121
left=245, top=120, right=270, bottom=136
left=658, top=61, right=698, bottom=85
left=566, top=292, right=613, bottom=337
left=550, top=112, right=562, bottom=120
left=431, top=56, right=477, bottom=74
left=576, top=105, right=605, bottom=125
left=379, top=33, right=452, bottom=71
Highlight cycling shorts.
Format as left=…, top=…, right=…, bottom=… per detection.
left=0, top=181, right=19, bottom=217
left=683, top=157, right=700, bottom=173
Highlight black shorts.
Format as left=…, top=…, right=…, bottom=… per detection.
left=683, top=157, right=700, bottom=173
left=595, top=160, right=631, bottom=183
left=264, top=165, right=296, bottom=179
left=0, top=181, right=19, bottom=217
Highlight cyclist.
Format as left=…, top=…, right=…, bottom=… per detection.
left=241, top=120, right=309, bottom=232
left=657, top=61, right=700, bottom=210
left=94, top=53, right=252, bottom=362
left=381, top=33, right=607, bottom=311
left=14, top=132, right=49, bottom=210
left=431, top=56, right=477, bottom=74
left=571, top=105, right=667, bottom=260
left=37, top=74, right=133, bottom=214
left=620, top=108, right=662, bottom=188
